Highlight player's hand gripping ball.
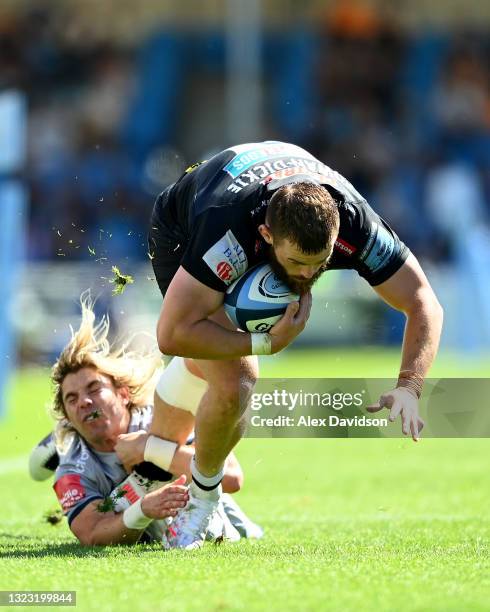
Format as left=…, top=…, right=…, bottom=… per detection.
left=224, top=263, right=299, bottom=332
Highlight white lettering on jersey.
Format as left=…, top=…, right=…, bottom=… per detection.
left=224, top=142, right=312, bottom=178
left=224, top=153, right=364, bottom=197
left=202, top=230, right=248, bottom=285
left=54, top=474, right=86, bottom=512
left=74, top=445, right=90, bottom=474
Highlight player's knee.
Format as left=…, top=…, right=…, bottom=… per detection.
left=156, top=314, right=182, bottom=356
left=208, top=383, right=242, bottom=418
left=213, top=371, right=257, bottom=416
left=205, top=386, right=241, bottom=423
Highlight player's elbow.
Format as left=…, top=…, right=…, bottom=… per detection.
left=73, top=528, right=96, bottom=547
left=222, top=468, right=244, bottom=494
left=410, top=287, right=444, bottom=322
left=232, top=471, right=244, bottom=492
left=71, top=524, right=106, bottom=547
left=433, top=298, right=444, bottom=327
left=424, top=291, right=444, bottom=327
left=75, top=530, right=120, bottom=547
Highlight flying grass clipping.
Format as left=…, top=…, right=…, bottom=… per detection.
left=109, top=266, right=134, bottom=295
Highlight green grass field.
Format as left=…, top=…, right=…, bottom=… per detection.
left=1, top=349, right=489, bottom=611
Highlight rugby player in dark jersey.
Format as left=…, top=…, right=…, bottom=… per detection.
left=148, top=141, right=444, bottom=549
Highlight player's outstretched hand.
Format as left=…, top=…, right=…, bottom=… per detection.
left=367, top=387, right=424, bottom=442
left=141, top=475, right=189, bottom=520
left=269, top=292, right=312, bottom=353
left=115, top=430, right=148, bottom=472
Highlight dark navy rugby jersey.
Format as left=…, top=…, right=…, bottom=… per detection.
left=154, top=141, right=410, bottom=292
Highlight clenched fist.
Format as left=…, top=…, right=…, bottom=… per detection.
left=115, top=430, right=148, bottom=472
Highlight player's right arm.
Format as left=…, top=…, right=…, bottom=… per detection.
left=70, top=500, right=143, bottom=546
left=115, top=429, right=244, bottom=493
left=70, top=479, right=188, bottom=546
left=157, top=266, right=310, bottom=359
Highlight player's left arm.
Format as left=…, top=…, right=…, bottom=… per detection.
left=70, top=477, right=188, bottom=546
left=367, top=253, right=444, bottom=441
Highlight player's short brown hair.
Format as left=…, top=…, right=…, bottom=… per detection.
left=266, top=182, right=340, bottom=253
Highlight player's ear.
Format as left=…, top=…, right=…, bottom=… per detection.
left=118, top=385, right=130, bottom=406
left=258, top=224, right=273, bottom=245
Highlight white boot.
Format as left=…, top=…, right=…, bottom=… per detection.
left=206, top=502, right=241, bottom=543
left=162, top=483, right=221, bottom=550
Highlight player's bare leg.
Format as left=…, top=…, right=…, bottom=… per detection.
left=150, top=393, right=195, bottom=446
left=149, top=347, right=250, bottom=468
left=192, top=355, right=257, bottom=477
left=150, top=356, right=208, bottom=444
left=159, top=310, right=258, bottom=549
left=190, top=307, right=258, bottom=481
left=160, top=354, right=257, bottom=550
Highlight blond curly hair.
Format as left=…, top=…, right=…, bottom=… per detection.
left=51, top=292, right=161, bottom=448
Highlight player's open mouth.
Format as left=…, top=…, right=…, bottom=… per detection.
left=85, top=410, right=101, bottom=422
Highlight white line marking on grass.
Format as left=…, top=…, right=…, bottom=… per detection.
left=0, top=456, right=28, bottom=474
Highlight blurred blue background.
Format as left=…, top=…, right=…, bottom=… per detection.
left=1, top=0, right=490, bottom=371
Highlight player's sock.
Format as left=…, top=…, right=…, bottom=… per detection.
left=190, top=456, right=223, bottom=501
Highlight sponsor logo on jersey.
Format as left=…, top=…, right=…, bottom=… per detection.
left=74, top=445, right=90, bottom=474
left=223, top=144, right=367, bottom=206
left=265, top=167, right=332, bottom=184
left=225, top=156, right=350, bottom=195
left=54, top=474, right=86, bottom=512
left=217, top=261, right=233, bottom=281
left=361, top=223, right=395, bottom=273
left=224, top=142, right=310, bottom=178
left=121, top=482, right=140, bottom=505
left=334, top=237, right=357, bottom=256
left=203, top=230, right=248, bottom=285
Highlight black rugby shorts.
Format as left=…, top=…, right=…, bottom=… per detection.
left=148, top=187, right=188, bottom=297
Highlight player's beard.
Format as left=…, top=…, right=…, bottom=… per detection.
left=267, top=247, right=327, bottom=295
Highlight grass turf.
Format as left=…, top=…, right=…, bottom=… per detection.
left=1, top=349, right=489, bottom=611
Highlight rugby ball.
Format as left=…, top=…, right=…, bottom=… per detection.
left=224, top=263, right=299, bottom=332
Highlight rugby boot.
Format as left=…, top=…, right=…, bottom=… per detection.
left=162, top=484, right=221, bottom=550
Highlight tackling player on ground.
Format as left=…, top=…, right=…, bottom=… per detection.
left=32, top=295, right=262, bottom=546
left=147, top=141, right=443, bottom=549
